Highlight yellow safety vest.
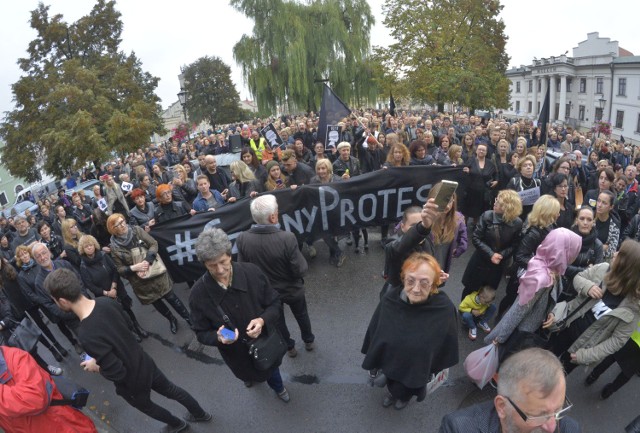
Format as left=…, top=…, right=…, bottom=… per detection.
left=631, top=320, right=640, bottom=348
left=250, top=137, right=266, bottom=160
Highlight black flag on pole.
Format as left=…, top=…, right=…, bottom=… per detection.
left=390, top=92, right=396, bottom=116
left=620, top=135, right=626, bottom=143
left=317, top=84, right=351, bottom=146
left=537, top=83, right=551, bottom=146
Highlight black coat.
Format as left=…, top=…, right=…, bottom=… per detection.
left=384, top=222, right=434, bottom=288
left=189, top=263, right=282, bottom=383
left=236, top=225, right=308, bottom=300
left=565, top=227, right=604, bottom=282
left=361, top=286, right=458, bottom=392
left=31, top=260, right=82, bottom=324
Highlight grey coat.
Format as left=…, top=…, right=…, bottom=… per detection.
left=110, top=225, right=172, bottom=304
left=561, top=263, right=640, bottom=365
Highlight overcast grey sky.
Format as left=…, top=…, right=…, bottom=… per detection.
left=1, top=0, right=639, bottom=116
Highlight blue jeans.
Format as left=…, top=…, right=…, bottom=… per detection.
left=461, top=304, right=496, bottom=329
left=266, top=367, right=284, bottom=393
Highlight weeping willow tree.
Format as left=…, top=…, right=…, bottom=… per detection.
left=231, top=0, right=378, bottom=113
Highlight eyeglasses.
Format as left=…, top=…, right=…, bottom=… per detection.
left=404, top=277, right=432, bottom=291
left=559, top=165, right=570, bottom=170
left=504, top=395, right=572, bottom=426
left=114, top=220, right=126, bottom=229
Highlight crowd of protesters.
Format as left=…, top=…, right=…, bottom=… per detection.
left=2, top=107, right=640, bottom=432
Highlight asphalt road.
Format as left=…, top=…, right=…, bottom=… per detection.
left=47, top=228, right=639, bottom=433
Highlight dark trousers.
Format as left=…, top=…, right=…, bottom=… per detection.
left=277, top=294, right=314, bottom=349
left=57, top=320, right=80, bottom=347
left=120, top=364, right=206, bottom=427
left=266, top=367, right=284, bottom=393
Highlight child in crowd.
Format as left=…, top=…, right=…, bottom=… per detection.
left=458, top=285, right=496, bottom=341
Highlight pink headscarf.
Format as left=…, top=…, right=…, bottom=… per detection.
left=517, top=228, right=582, bottom=305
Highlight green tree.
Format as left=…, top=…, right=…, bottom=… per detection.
left=0, top=0, right=163, bottom=182
left=378, top=0, right=511, bottom=112
left=181, top=56, right=243, bottom=130
left=231, top=0, right=377, bottom=113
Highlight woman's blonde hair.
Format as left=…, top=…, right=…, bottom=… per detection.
left=61, top=218, right=82, bottom=248
left=448, top=145, right=462, bottom=164
left=14, top=245, right=33, bottom=267
left=315, top=158, right=333, bottom=175
left=385, top=144, right=410, bottom=167
left=77, top=235, right=100, bottom=256
left=497, top=190, right=523, bottom=223
left=527, top=195, right=560, bottom=229
left=173, top=164, right=188, bottom=181
left=230, top=160, right=256, bottom=184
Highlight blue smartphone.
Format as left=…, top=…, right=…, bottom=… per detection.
left=220, top=327, right=236, bottom=340
left=82, top=353, right=93, bottom=363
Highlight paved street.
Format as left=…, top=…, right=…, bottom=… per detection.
left=49, top=229, right=638, bottom=433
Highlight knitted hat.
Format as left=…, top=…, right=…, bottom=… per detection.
left=266, top=160, right=280, bottom=173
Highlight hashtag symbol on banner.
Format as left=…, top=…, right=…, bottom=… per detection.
left=166, top=231, right=197, bottom=265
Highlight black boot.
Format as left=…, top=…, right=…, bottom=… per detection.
left=54, top=343, right=68, bottom=358
left=169, top=315, right=178, bottom=334
left=165, top=291, right=192, bottom=325
left=126, top=308, right=149, bottom=339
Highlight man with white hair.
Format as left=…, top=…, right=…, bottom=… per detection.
left=439, top=348, right=580, bottom=433
left=236, top=194, right=315, bottom=358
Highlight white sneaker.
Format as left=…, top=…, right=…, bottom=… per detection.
left=47, top=365, right=63, bottom=376
left=468, top=328, right=477, bottom=341
left=308, top=245, right=317, bottom=258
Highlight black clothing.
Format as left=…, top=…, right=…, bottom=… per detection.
left=566, top=228, right=604, bottom=282
left=285, top=162, right=315, bottom=186
left=189, top=263, right=282, bottom=383
left=41, top=234, right=64, bottom=260
left=463, top=158, right=497, bottom=219
left=361, top=286, right=458, bottom=400
left=204, top=169, right=231, bottom=193
left=31, top=261, right=81, bottom=324
left=78, top=297, right=206, bottom=427
left=153, top=201, right=189, bottom=224
left=384, top=222, right=434, bottom=288
left=79, top=252, right=131, bottom=307
left=333, top=156, right=361, bottom=177
left=10, top=229, right=40, bottom=251
left=72, top=205, right=93, bottom=233
left=461, top=211, right=522, bottom=299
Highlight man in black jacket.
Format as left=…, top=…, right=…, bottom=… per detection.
left=45, top=268, right=211, bottom=433
left=236, top=194, right=314, bottom=357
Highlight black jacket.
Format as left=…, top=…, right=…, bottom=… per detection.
left=472, top=211, right=523, bottom=261
left=236, top=225, right=308, bottom=300
left=513, top=225, right=552, bottom=271
left=153, top=201, right=189, bottom=224
left=333, top=156, right=361, bottom=177
left=31, top=260, right=83, bottom=323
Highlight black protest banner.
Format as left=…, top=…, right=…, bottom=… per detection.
left=326, top=125, right=341, bottom=149
left=151, top=166, right=466, bottom=282
left=260, top=123, right=284, bottom=149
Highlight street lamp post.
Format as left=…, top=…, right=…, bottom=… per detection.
left=177, top=89, right=188, bottom=122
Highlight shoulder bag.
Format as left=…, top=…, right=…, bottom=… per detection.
left=215, top=304, right=286, bottom=372
left=130, top=230, right=167, bottom=280
left=8, top=317, right=42, bottom=352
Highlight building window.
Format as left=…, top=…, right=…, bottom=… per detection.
left=516, top=101, right=520, bottom=112
left=637, top=114, right=640, bottom=133
left=516, top=81, right=521, bottom=93
left=579, top=78, right=586, bottom=93
left=537, top=79, right=541, bottom=92
left=556, top=78, right=561, bottom=92
left=0, top=192, right=7, bottom=207
left=528, top=101, right=532, bottom=113
left=596, top=77, right=603, bottom=94
left=537, top=101, right=540, bottom=113
left=615, top=110, right=624, bottom=129
left=595, top=107, right=603, bottom=122
left=578, top=105, right=585, bottom=121
left=618, top=78, right=626, bottom=96
left=528, top=80, right=532, bottom=93
left=565, top=103, right=571, bottom=118
left=567, top=78, right=572, bottom=92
